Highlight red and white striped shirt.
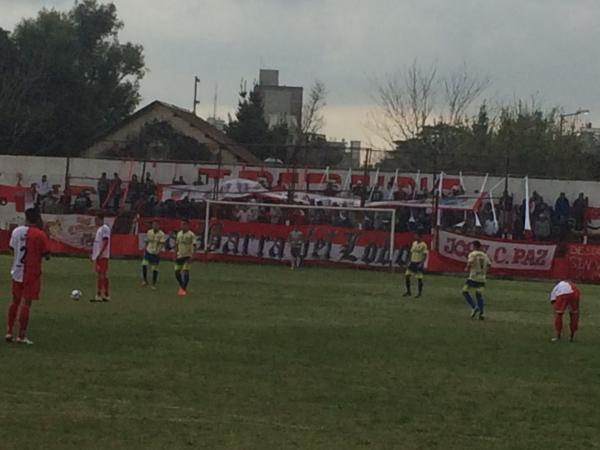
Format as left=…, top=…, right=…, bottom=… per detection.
left=10, top=225, right=49, bottom=282
left=550, top=280, right=578, bottom=303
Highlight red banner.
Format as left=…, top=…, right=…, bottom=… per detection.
left=566, top=244, right=600, bottom=282
left=208, top=221, right=418, bottom=268
left=137, top=217, right=203, bottom=233
left=0, top=213, right=592, bottom=281
left=136, top=220, right=420, bottom=269
left=0, top=184, right=33, bottom=203
left=585, top=207, right=600, bottom=221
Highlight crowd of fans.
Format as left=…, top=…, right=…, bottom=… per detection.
left=29, top=172, right=592, bottom=241
left=440, top=190, right=590, bottom=241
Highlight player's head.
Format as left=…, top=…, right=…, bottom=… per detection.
left=415, top=231, right=422, bottom=241
left=152, top=219, right=160, bottom=231
left=24, top=208, right=41, bottom=226
left=181, top=219, right=190, bottom=232
left=471, top=240, right=482, bottom=250
left=95, top=214, right=104, bottom=227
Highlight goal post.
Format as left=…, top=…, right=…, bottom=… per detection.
left=202, top=199, right=400, bottom=271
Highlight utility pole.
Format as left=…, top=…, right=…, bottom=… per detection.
left=212, top=83, right=218, bottom=119
left=360, top=148, right=371, bottom=207
left=193, top=76, right=200, bottom=115
left=425, top=125, right=442, bottom=251
left=213, top=145, right=223, bottom=201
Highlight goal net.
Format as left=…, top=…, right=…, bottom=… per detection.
left=202, top=199, right=407, bottom=270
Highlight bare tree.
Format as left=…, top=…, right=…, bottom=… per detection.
left=443, top=62, right=491, bottom=125
left=369, top=60, right=490, bottom=146
left=368, top=60, right=437, bottom=145
left=301, top=80, right=327, bottom=138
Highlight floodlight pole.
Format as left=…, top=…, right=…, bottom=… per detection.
left=193, top=76, right=201, bottom=115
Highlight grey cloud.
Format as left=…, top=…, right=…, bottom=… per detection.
left=2, top=0, right=600, bottom=144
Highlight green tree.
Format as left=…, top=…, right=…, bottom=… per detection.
left=380, top=99, right=600, bottom=181
left=0, top=0, right=145, bottom=156
left=225, top=85, right=289, bottom=161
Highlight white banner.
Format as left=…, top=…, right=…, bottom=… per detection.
left=438, top=230, right=556, bottom=271
left=43, top=214, right=115, bottom=250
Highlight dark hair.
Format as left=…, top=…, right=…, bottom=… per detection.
left=25, top=208, right=40, bottom=225
left=182, top=219, right=190, bottom=224
left=472, top=240, right=481, bottom=250
left=97, top=214, right=105, bottom=221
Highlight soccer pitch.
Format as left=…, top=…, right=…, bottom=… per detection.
left=1, top=256, right=599, bottom=449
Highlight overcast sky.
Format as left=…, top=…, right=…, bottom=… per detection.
left=3, top=0, right=600, bottom=148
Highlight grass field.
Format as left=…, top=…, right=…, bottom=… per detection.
left=0, top=255, right=599, bottom=449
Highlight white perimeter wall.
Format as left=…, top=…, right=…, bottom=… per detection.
left=0, top=155, right=597, bottom=206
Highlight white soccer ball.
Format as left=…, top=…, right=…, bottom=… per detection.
left=70, top=289, right=82, bottom=301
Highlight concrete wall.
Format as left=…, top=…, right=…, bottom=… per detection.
left=0, top=154, right=597, bottom=206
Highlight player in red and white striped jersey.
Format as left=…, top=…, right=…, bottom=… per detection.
left=5, top=208, right=50, bottom=345
left=549, top=280, right=580, bottom=342
left=91, top=215, right=111, bottom=302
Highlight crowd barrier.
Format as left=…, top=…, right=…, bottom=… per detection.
left=0, top=214, right=595, bottom=282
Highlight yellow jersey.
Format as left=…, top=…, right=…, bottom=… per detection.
left=145, top=229, right=166, bottom=255
left=467, top=250, right=491, bottom=283
left=176, top=230, right=196, bottom=258
left=410, top=241, right=428, bottom=263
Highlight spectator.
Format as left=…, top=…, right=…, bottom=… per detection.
left=235, top=207, right=251, bottom=223
left=247, top=199, right=259, bottom=222
left=73, top=190, right=92, bottom=213
left=572, top=193, right=587, bottom=231
left=555, top=192, right=570, bottom=239
left=145, top=172, right=156, bottom=199
left=193, top=174, right=204, bottom=186
left=111, top=173, right=122, bottom=212
left=97, top=173, right=109, bottom=208
left=534, top=213, right=552, bottom=240
left=173, top=176, right=187, bottom=186
left=335, top=211, right=352, bottom=227
left=484, top=217, right=499, bottom=236
left=384, top=181, right=396, bottom=201
left=500, top=192, right=513, bottom=238
left=35, top=175, right=52, bottom=204
left=291, top=208, right=305, bottom=226
left=270, top=207, right=282, bottom=225
left=126, top=174, right=142, bottom=208
left=324, top=182, right=337, bottom=197
left=513, top=205, right=524, bottom=240
left=555, top=193, right=570, bottom=219
left=370, top=185, right=383, bottom=202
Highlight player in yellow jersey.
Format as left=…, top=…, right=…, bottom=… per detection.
left=463, top=240, right=491, bottom=320
left=174, top=219, right=197, bottom=296
left=141, top=220, right=166, bottom=289
left=403, top=232, right=428, bottom=298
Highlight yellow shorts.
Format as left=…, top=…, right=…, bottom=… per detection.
left=462, top=279, right=485, bottom=293
left=174, top=256, right=191, bottom=272
left=405, top=262, right=424, bottom=279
